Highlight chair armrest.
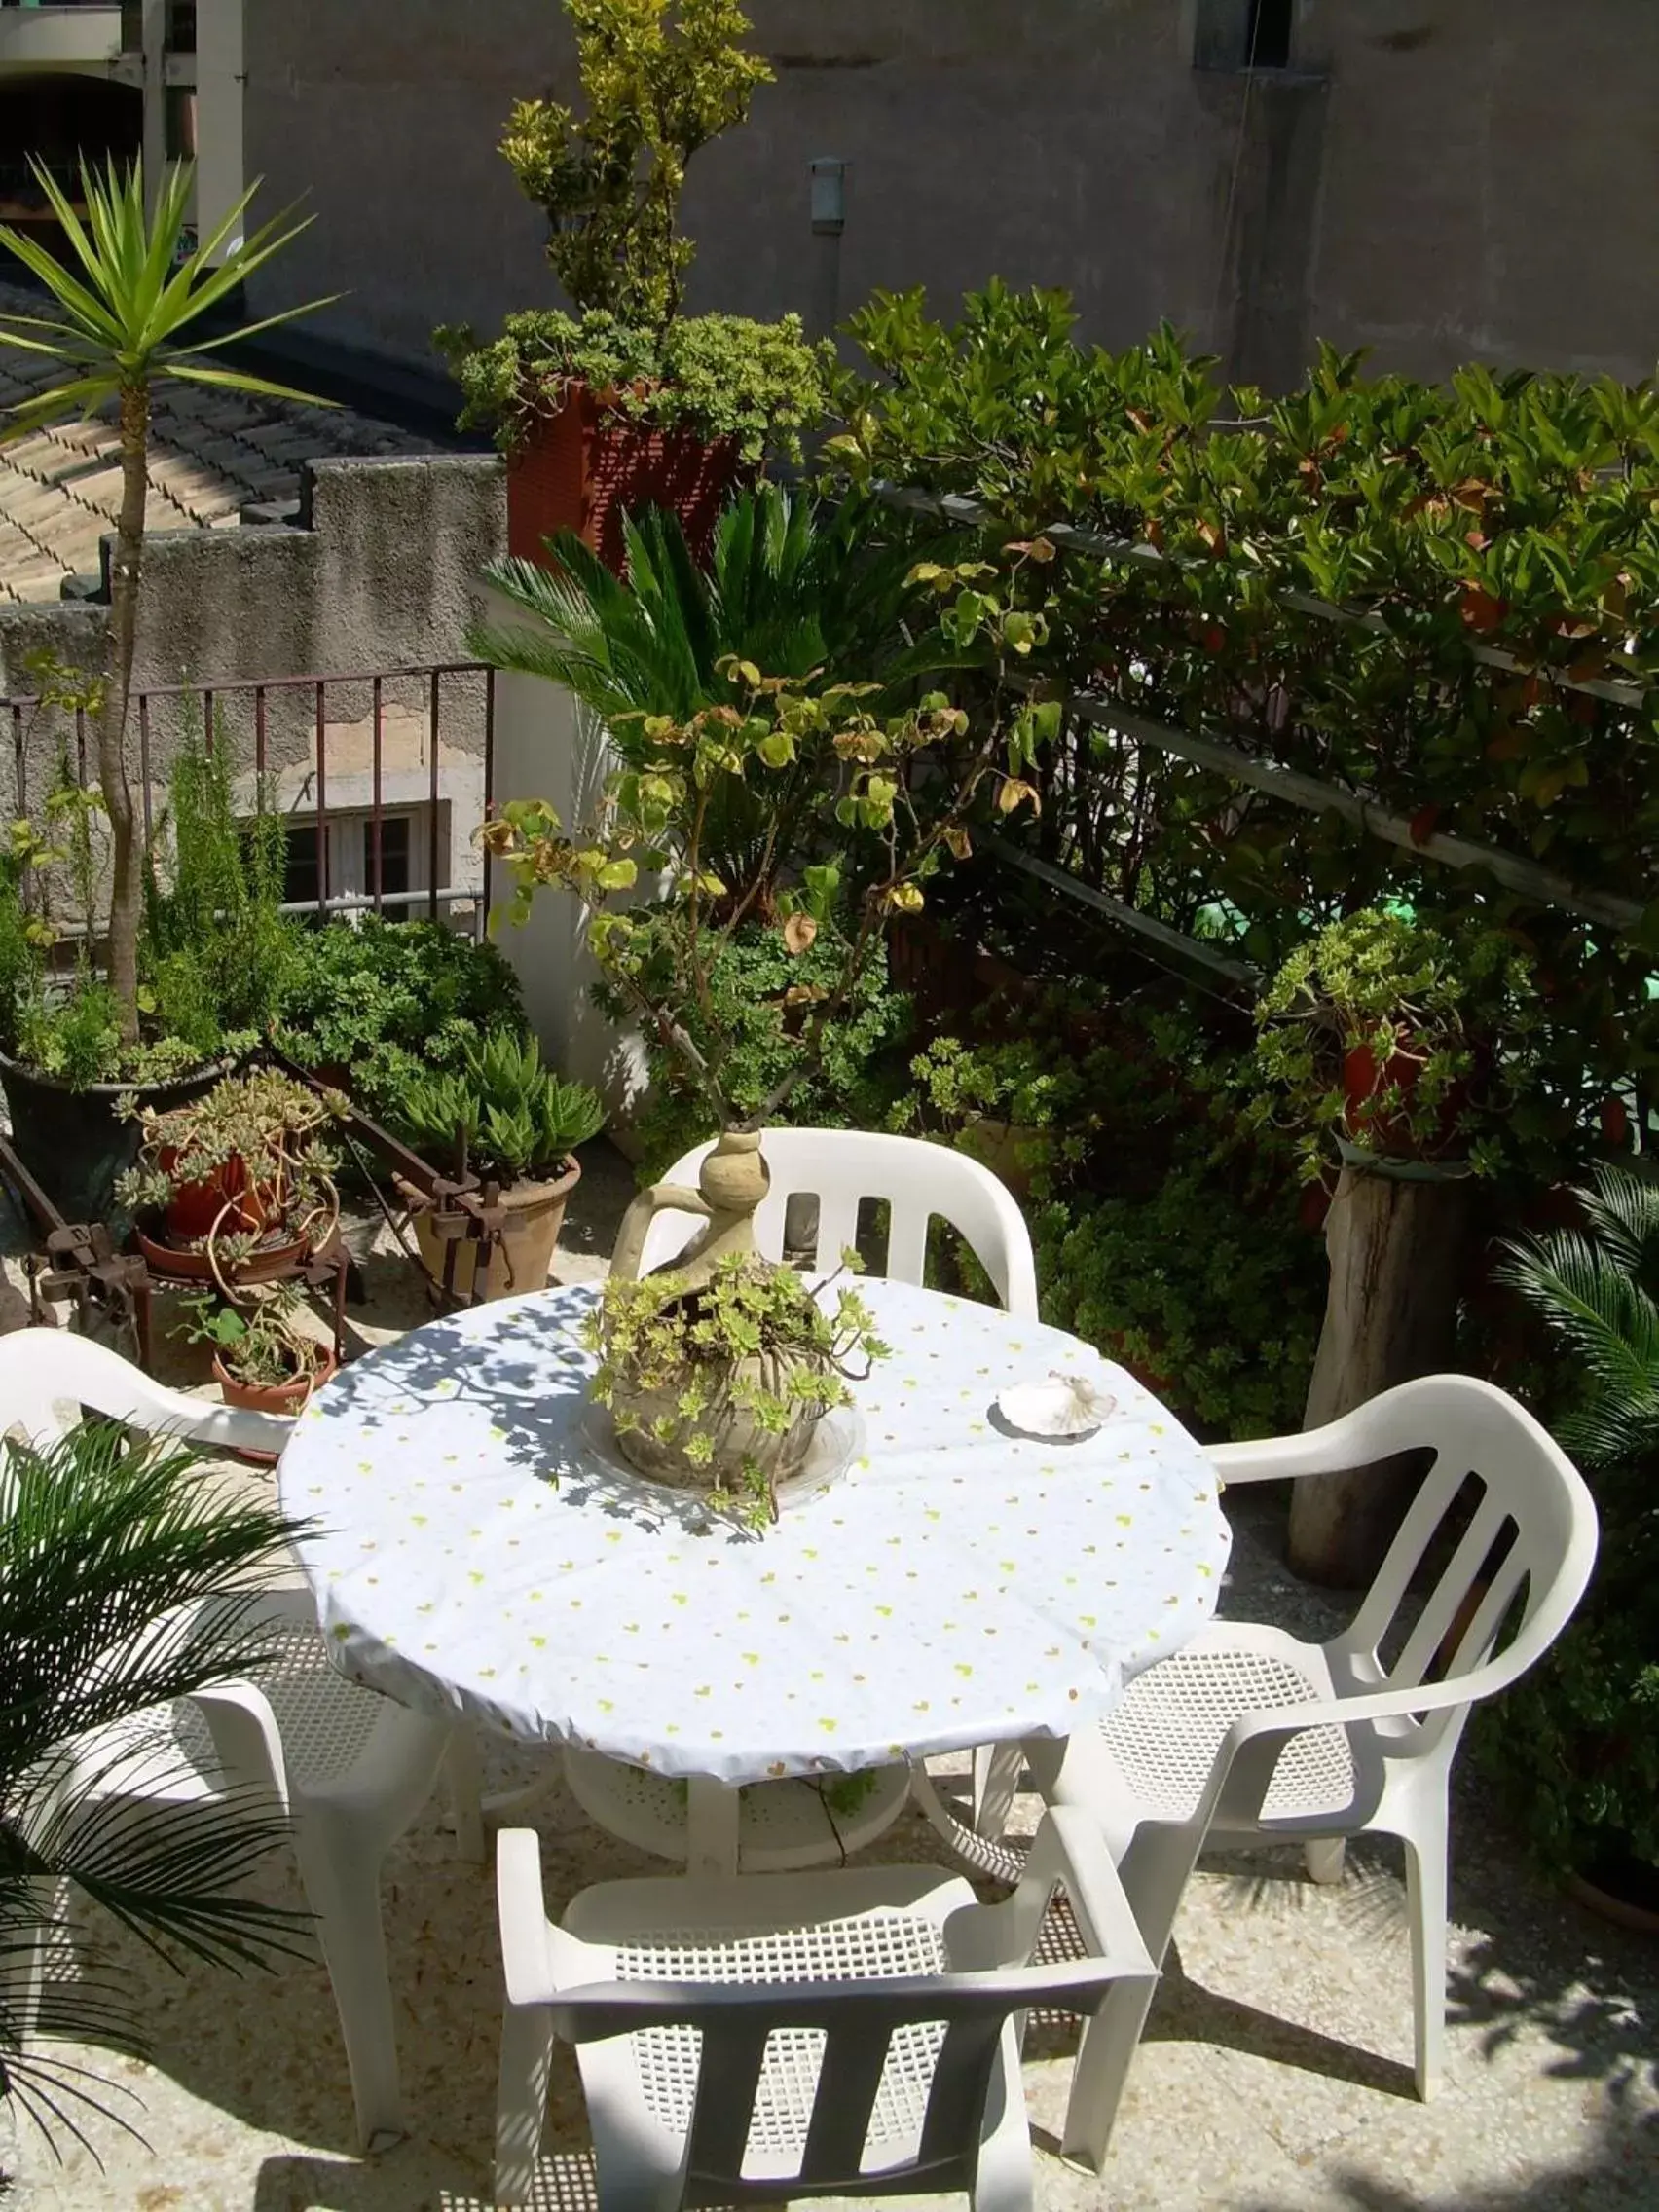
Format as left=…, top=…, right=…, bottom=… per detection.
left=5, top=1328, right=293, bottom=1457
left=976, top=1803, right=1154, bottom=1977
left=187, top=1680, right=292, bottom=1814
left=497, top=1826, right=559, bottom=2009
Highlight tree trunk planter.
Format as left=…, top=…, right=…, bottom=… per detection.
left=213, top=1348, right=338, bottom=1417
left=507, top=387, right=747, bottom=577
left=0, top=1048, right=235, bottom=1226
left=413, top=1156, right=582, bottom=1304
left=1291, top=1151, right=1471, bottom=1587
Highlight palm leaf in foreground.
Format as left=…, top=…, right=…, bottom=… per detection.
left=0, top=1422, right=311, bottom=2153
left=1498, top=1165, right=1659, bottom=1470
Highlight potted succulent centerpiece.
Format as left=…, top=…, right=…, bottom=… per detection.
left=0, top=160, right=329, bottom=1221
left=586, top=1252, right=886, bottom=1523
left=481, top=561, right=1047, bottom=1503
left=391, top=1029, right=607, bottom=1302
left=435, top=0, right=829, bottom=573
left=180, top=1286, right=337, bottom=1417
left=118, top=1067, right=347, bottom=1292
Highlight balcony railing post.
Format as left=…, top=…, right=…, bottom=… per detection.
left=428, top=670, right=441, bottom=923
left=371, top=673, right=384, bottom=915
left=138, top=692, right=153, bottom=848
left=314, top=681, right=328, bottom=919
left=481, top=667, right=496, bottom=943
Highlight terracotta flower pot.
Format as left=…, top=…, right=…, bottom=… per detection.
left=162, top=1149, right=279, bottom=1241
left=1342, top=1040, right=1469, bottom=1161
left=135, top=1217, right=313, bottom=1287
left=414, top=1156, right=581, bottom=1304
left=213, top=1348, right=337, bottom=1417
left=506, top=385, right=747, bottom=577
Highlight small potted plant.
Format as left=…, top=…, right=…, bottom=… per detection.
left=1247, top=907, right=1538, bottom=1182
left=586, top=1251, right=885, bottom=1522
left=118, top=1067, right=346, bottom=1291
left=893, top=1032, right=1080, bottom=1199
left=434, top=0, right=829, bottom=572
left=391, top=1029, right=607, bottom=1301
left=181, top=1286, right=337, bottom=1416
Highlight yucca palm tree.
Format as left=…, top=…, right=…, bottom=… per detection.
left=1, top=1422, right=308, bottom=2151
left=0, top=157, right=334, bottom=1045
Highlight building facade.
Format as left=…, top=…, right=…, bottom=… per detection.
left=0, top=1, right=244, bottom=265
left=232, top=0, right=1659, bottom=397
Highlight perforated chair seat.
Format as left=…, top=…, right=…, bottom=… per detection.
left=1098, top=1632, right=1358, bottom=1825
left=564, top=1744, right=911, bottom=1873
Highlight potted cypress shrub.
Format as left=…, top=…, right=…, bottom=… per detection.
left=0, top=157, right=330, bottom=1220
left=391, top=1029, right=607, bottom=1301
left=435, top=0, right=829, bottom=573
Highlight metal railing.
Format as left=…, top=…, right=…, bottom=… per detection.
left=1, top=659, right=498, bottom=933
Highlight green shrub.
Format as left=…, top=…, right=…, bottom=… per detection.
left=273, top=919, right=527, bottom=1119
left=436, top=308, right=830, bottom=465
left=143, top=741, right=293, bottom=1060
left=608, top=919, right=913, bottom=1179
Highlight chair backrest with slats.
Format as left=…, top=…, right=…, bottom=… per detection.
left=1332, top=1375, right=1598, bottom=1757
left=638, top=1129, right=1039, bottom=1316
left=548, top=1955, right=1122, bottom=2203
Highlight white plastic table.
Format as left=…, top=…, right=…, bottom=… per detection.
left=279, top=1279, right=1231, bottom=1872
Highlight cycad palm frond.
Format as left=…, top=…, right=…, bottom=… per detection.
left=1, top=1423, right=310, bottom=2149
left=1498, top=1172, right=1659, bottom=1470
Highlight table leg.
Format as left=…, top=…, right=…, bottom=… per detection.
left=685, top=1777, right=741, bottom=1878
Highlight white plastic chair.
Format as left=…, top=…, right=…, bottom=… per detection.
left=492, top=1804, right=1157, bottom=2209
left=1, top=1328, right=485, bottom=2151
left=638, top=1128, right=1039, bottom=1316
left=1020, top=1374, right=1598, bottom=2170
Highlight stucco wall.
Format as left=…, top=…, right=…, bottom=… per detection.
left=240, top=0, right=1659, bottom=390
left=0, top=452, right=507, bottom=887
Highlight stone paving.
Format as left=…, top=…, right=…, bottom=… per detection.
left=0, top=1143, right=1655, bottom=2210
left=0, top=280, right=433, bottom=604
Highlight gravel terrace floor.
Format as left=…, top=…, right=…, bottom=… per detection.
left=0, top=1138, right=1655, bottom=2211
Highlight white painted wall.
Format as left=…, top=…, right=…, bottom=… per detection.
left=485, top=590, right=649, bottom=1122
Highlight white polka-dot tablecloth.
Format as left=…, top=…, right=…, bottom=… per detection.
left=279, top=1280, right=1231, bottom=1784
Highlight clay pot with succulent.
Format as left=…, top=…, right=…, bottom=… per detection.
left=179, top=1286, right=337, bottom=1417
left=117, top=1067, right=346, bottom=1293
left=586, top=1252, right=885, bottom=1523
left=390, top=1029, right=607, bottom=1302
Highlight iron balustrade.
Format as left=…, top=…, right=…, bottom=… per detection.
left=0, top=659, right=498, bottom=934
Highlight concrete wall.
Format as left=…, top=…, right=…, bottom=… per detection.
left=240, top=0, right=1659, bottom=392
left=0, top=451, right=508, bottom=902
